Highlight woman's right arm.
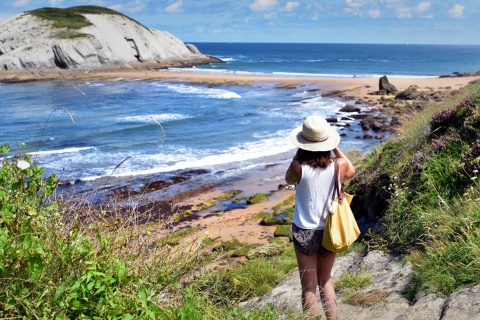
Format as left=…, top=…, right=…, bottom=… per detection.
left=333, top=147, right=355, bottom=181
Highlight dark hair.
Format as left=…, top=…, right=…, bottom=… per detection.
left=295, top=148, right=332, bottom=168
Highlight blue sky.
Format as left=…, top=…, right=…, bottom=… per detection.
left=1, top=1, right=480, bottom=44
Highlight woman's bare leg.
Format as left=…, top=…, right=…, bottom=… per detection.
left=317, top=252, right=337, bottom=320
left=295, top=248, right=320, bottom=317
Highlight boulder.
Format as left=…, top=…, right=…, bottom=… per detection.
left=339, top=104, right=361, bottom=112
left=396, top=86, right=424, bottom=100
left=379, top=76, right=398, bottom=94
left=241, top=250, right=480, bottom=320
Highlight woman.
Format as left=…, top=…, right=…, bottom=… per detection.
left=285, top=115, right=355, bottom=319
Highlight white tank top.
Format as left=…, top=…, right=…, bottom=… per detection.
left=292, top=162, right=336, bottom=230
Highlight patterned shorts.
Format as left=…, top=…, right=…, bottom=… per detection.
left=292, top=223, right=333, bottom=257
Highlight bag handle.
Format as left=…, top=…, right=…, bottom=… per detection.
left=332, top=158, right=345, bottom=202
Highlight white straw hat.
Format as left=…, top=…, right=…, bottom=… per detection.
left=289, top=115, right=340, bottom=151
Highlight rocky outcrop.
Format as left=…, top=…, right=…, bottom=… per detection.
left=241, top=250, right=480, bottom=319
left=379, top=75, right=398, bottom=94
left=0, top=6, right=217, bottom=70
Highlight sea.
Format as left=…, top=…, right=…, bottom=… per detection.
left=2, top=43, right=480, bottom=201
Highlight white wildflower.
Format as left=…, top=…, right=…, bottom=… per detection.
left=16, top=160, right=30, bottom=170
left=471, top=177, right=478, bottom=181
left=473, top=170, right=478, bottom=173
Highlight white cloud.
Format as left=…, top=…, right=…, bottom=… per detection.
left=282, top=1, right=299, bottom=12
left=250, top=0, right=278, bottom=12
left=369, top=9, right=380, bottom=19
left=448, top=4, right=464, bottom=18
left=13, top=0, right=30, bottom=7
left=397, top=7, right=412, bottom=19
left=345, top=0, right=365, bottom=8
left=49, top=0, right=63, bottom=6
left=263, top=12, right=277, bottom=20
left=311, top=13, right=319, bottom=21
left=164, top=1, right=183, bottom=13
left=420, top=14, right=434, bottom=19
left=416, top=2, right=430, bottom=13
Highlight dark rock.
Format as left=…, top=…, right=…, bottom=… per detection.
left=368, top=90, right=387, bottom=96
left=326, top=117, right=338, bottom=123
left=351, top=114, right=369, bottom=120
left=363, top=134, right=373, bottom=139
left=379, top=75, right=398, bottom=94
left=360, top=116, right=375, bottom=130
left=374, top=134, right=384, bottom=139
left=396, top=86, right=424, bottom=100
left=339, top=104, right=360, bottom=112
left=372, top=121, right=383, bottom=131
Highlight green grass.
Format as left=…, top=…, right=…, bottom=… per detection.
left=335, top=271, right=373, bottom=291
left=195, top=248, right=297, bottom=305
left=27, top=5, right=148, bottom=33
left=29, top=7, right=93, bottom=29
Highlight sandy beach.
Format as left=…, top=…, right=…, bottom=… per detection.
left=92, top=69, right=480, bottom=103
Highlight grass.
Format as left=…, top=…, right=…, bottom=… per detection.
left=195, top=248, right=297, bottom=304
left=335, top=271, right=373, bottom=291
left=27, top=5, right=149, bottom=38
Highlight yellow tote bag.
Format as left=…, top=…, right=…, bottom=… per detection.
left=322, top=160, right=360, bottom=253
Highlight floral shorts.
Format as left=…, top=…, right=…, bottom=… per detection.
left=292, top=223, right=333, bottom=257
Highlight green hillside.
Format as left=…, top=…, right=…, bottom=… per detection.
left=349, top=79, right=480, bottom=298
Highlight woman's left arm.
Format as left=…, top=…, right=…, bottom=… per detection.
left=333, top=147, right=355, bottom=181
left=285, top=159, right=302, bottom=185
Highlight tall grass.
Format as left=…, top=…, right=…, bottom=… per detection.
left=0, top=84, right=298, bottom=318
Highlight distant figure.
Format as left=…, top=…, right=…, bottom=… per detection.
left=285, top=115, right=355, bottom=320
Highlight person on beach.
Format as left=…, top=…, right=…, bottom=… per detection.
left=285, top=115, right=355, bottom=319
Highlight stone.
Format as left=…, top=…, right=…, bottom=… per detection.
left=339, top=104, right=361, bottom=112
left=396, top=86, right=424, bottom=100
left=379, top=75, right=398, bottom=94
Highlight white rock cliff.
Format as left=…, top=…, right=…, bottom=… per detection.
left=0, top=8, right=210, bottom=70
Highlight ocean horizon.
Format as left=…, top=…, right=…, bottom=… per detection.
left=2, top=42, right=479, bottom=200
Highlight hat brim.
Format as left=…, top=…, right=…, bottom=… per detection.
left=289, top=125, right=340, bottom=152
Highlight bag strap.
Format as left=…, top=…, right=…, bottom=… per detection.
left=332, top=158, right=340, bottom=201
left=332, top=158, right=345, bottom=202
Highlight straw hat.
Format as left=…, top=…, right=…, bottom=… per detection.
left=289, top=115, right=340, bottom=151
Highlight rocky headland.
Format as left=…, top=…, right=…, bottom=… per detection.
left=0, top=5, right=221, bottom=81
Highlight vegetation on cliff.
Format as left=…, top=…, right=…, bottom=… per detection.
left=350, top=79, right=480, bottom=297
left=26, top=6, right=147, bottom=39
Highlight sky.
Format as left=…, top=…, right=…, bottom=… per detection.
left=1, top=0, right=480, bottom=45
